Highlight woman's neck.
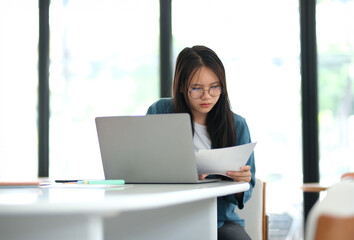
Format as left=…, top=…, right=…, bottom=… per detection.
left=192, top=113, right=207, bottom=125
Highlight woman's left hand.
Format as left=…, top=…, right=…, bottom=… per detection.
left=226, top=165, right=252, bottom=183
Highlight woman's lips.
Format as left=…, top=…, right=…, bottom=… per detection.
left=200, top=103, right=211, bottom=108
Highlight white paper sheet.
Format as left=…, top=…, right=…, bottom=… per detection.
left=196, top=142, right=256, bottom=176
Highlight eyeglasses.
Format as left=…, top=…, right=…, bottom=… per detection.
left=188, top=85, right=222, bottom=99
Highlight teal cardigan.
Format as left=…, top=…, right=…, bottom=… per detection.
left=147, top=98, right=256, bottom=228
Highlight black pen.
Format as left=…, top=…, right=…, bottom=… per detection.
left=55, top=180, right=80, bottom=183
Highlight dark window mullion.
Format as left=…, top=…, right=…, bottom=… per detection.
left=160, top=0, right=172, bottom=97
left=300, top=0, right=320, bottom=225
left=38, top=0, right=50, bottom=177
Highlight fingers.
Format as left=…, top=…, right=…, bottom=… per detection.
left=226, top=166, right=252, bottom=183
left=199, top=174, right=209, bottom=180
left=240, top=165, right=251, bottom=171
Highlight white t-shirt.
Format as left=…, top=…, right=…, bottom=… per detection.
left=193, top=122, right=211, bottom=154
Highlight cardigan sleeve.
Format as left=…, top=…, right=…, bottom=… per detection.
left=232, top=114, right=256, bottom=209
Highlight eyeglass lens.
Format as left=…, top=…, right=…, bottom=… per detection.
left=190, top=86, right=221, bottom=99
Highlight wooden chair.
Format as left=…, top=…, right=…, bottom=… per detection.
left=314, top=215, right=354, bottom=240
left=306, top=179, right=354, bottom=240
left=235, top=178, right=268, bottom=240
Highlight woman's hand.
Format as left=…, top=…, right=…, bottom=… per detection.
left=198, top=174, right=209, bottom=180
left=226, top=165, right=252, bottom=183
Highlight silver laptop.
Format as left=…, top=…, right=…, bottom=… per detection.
left=95, top=113, right=219, bottom=183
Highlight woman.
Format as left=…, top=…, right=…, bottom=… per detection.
left=147, top=45, right=255, bottom=240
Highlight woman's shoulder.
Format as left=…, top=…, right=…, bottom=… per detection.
left=232, top=112, right=246, bottom=125
left=232, top=112, right=251, bottom=144
left=146, top=98, right=174, bottom=114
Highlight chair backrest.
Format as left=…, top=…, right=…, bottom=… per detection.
left=235, top=178, right=267, bottom=240
left=306, top=179, right=354, bottom=240
left=314, top=215, right=354, bottom=240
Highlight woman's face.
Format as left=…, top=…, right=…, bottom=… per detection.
left=187, top=66, right=221, bottom=125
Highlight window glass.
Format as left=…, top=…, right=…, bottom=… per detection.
left=0, top=1, right=38, bottom=179
left=173, top=1, right=303, bottom=238
left=317, top=0, right=354, bottom=184
left=49, top=0, right=159, bottom=179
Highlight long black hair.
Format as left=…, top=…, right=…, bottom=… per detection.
left=173, top=45, right=236, bottom=148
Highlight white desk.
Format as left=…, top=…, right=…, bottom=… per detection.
left=0, top=182, right=249, bottom=240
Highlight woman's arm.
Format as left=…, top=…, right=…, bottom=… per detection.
left=231, top=114, right=256, bottom=209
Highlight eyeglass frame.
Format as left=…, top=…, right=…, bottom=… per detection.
left=188, top=85, right=223, bottom=99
